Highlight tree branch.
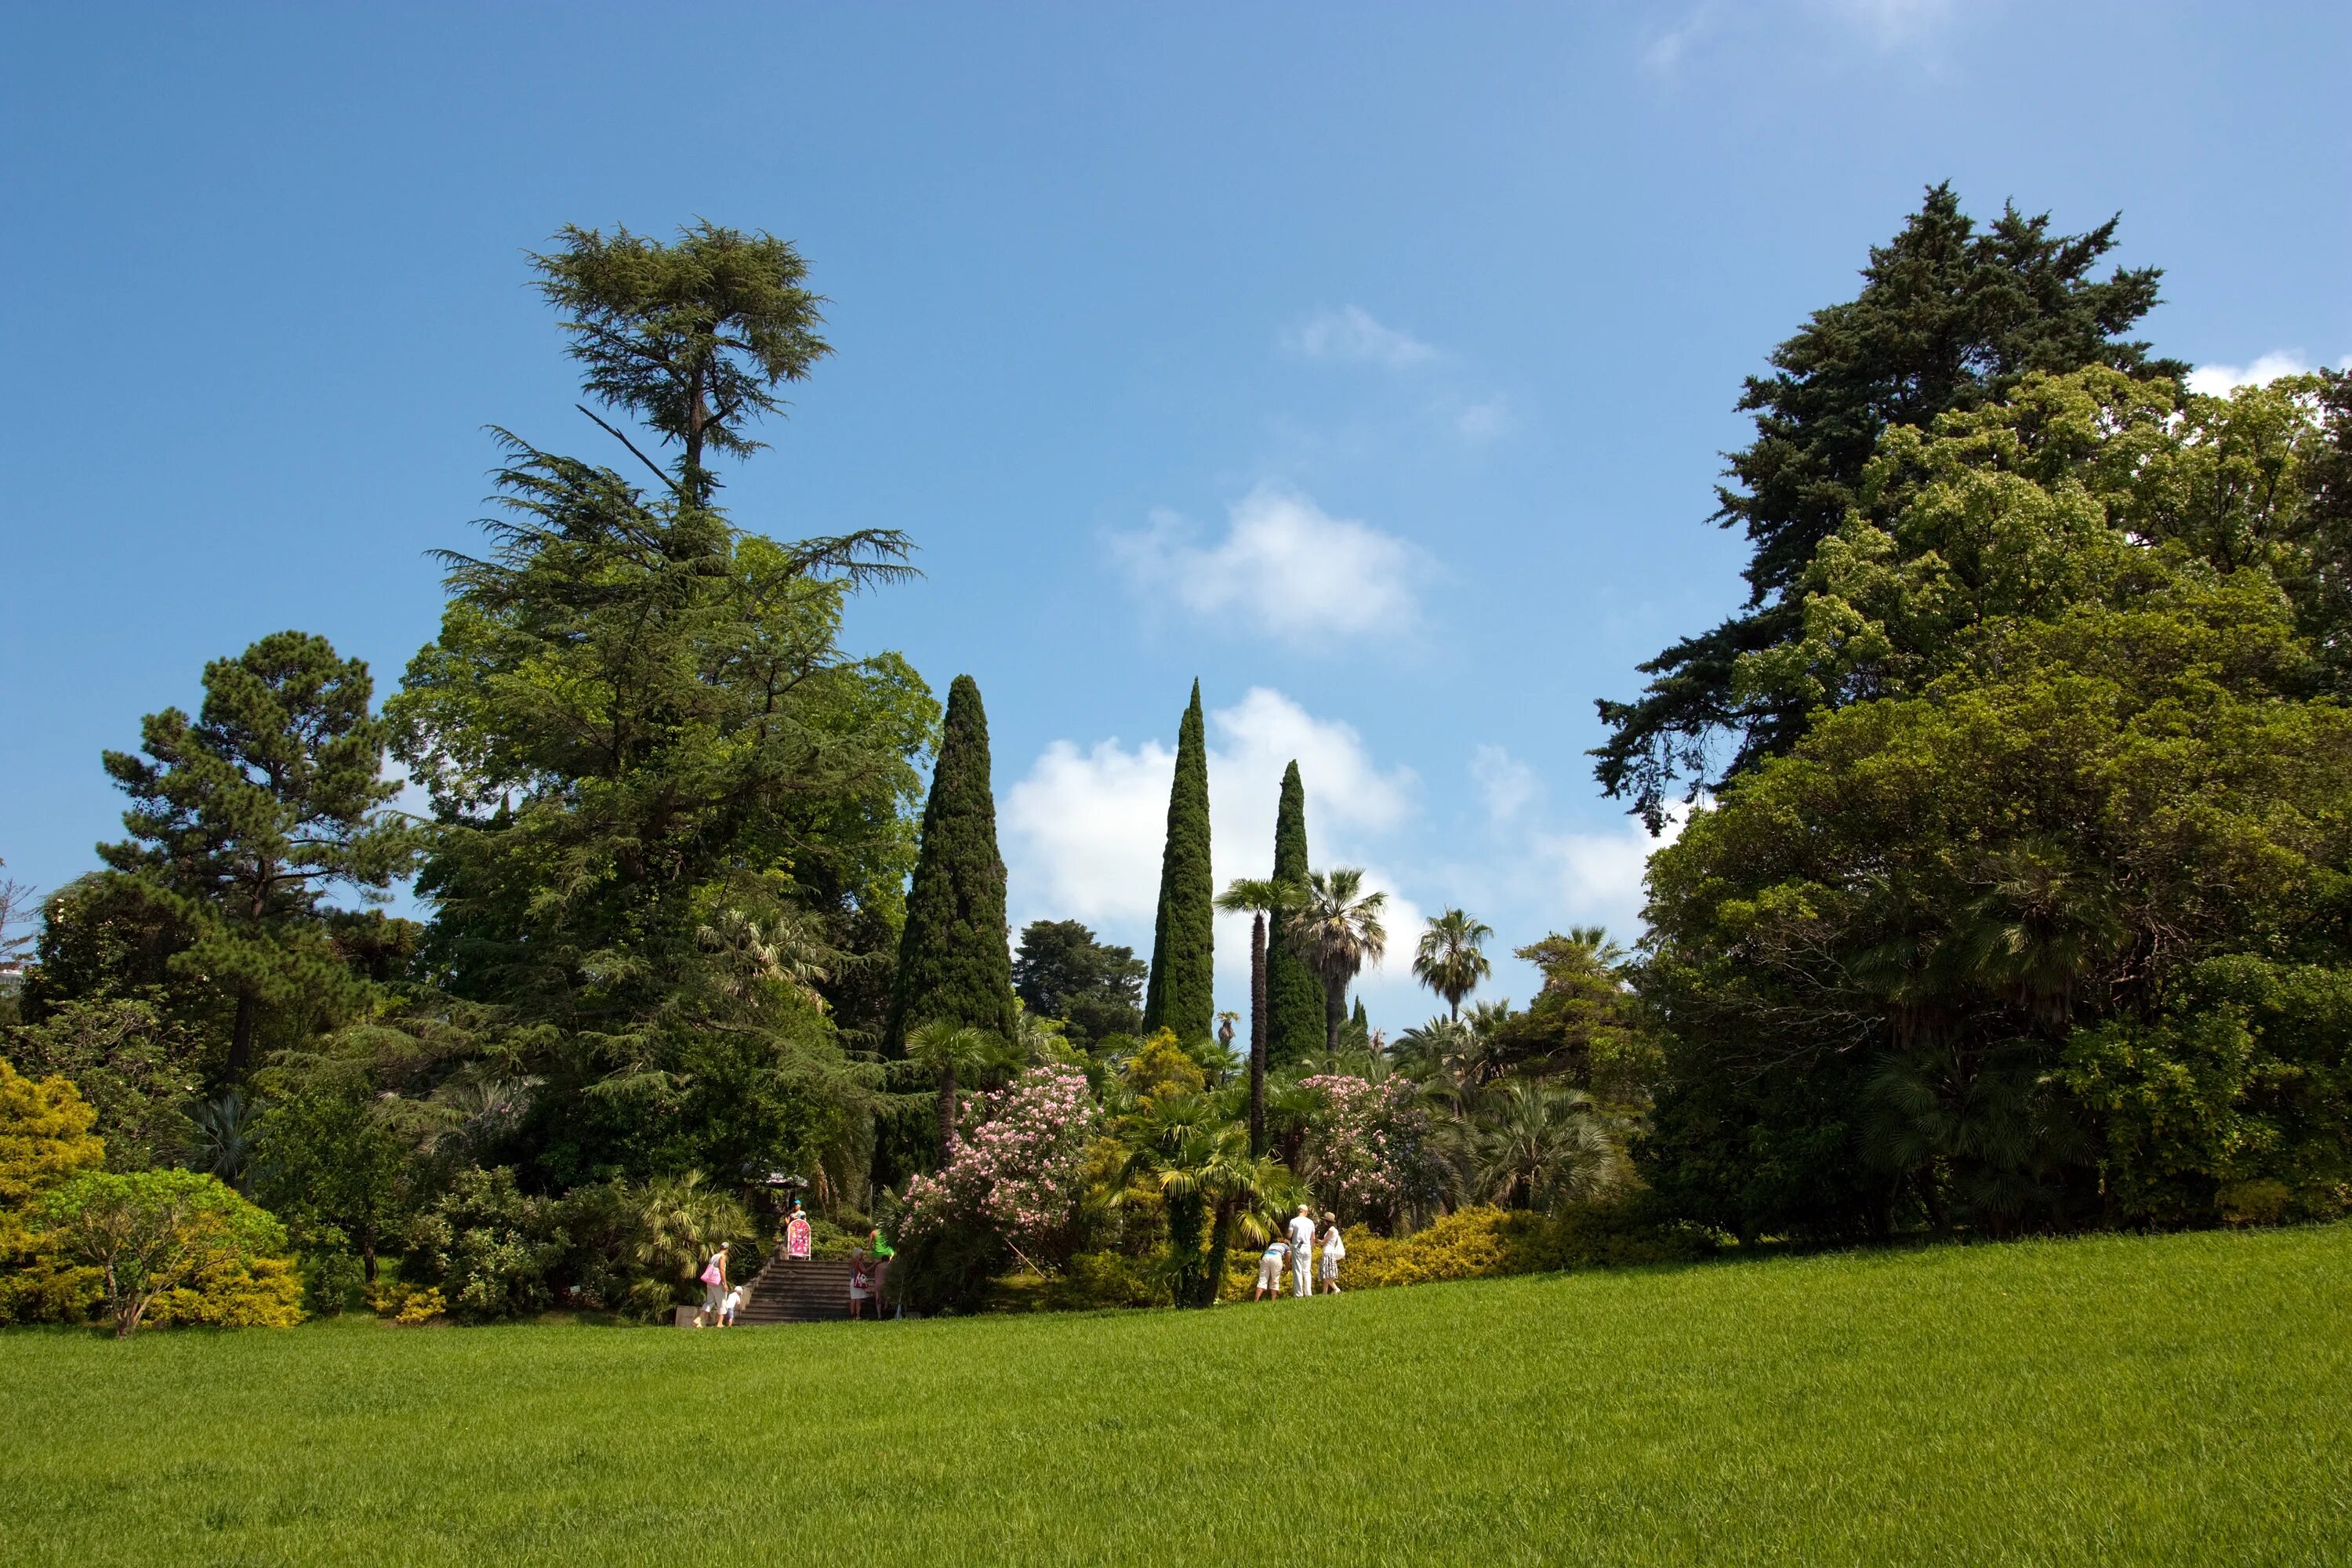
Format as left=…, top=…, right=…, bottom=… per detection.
left=575, top=405, right=684, bottom=499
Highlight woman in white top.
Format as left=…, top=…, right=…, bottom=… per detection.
left=1319, top=1214, right=1345, bottom=1293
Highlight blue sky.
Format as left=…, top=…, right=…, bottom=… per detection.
left=4, top=2, right=2347, bottom=1028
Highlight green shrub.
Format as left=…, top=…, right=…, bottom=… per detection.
left=989, top=1251, right=1163, bottom=1312
left=406, top=1167, right=567, bottom=1323
left=301, top=1246, right=365, bottom=1318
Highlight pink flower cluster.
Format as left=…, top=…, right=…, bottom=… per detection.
left=1300, top=1073, right=1443, bottom=1229
left=898, top=1066, right=1098, bottom=1257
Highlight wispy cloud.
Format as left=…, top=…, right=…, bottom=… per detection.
left=1470, top=744, right=1538, bottom=825
left=2184, top=350, right=2325, bottom=397
left=1283, top=305, right=1438, bottom=368
left=1646, top=0, right=1960, bottom=73
left=1817, top=0, right=1956, bottom=48
left=1111, top=484, right=1426, bottom=646
left=1451, top=394, right=1516, bottom=442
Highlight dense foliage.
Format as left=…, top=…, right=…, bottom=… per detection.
left=1638, top=365, right=2352, bottom=1240
left=1266, top=762, right=1326, bottom=1066
left=1142, top=681, right=1214, bottom=1047
left=12, top=198, right=2348, bottom=1337
left=1595, top=184, right=2185, bottom=829
left=1011, top=920, right=1144, bottom=1051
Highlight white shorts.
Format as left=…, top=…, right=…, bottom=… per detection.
left=1257, top=1257, right=1283, bottom=1289
left=703, top=1282, right=727, bottom=1311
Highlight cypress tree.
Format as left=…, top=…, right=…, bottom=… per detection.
left=1267, top=760, right=1327, bottom=1066
left=1142, top=681, right=1214, bottom=1046
left=888, top=675, right=1017, bottom=1047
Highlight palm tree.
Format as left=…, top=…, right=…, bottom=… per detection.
left=695, top=906, right=840, bottom=1011
left=1286, top=868, right=1388, bottom=1055
left=1215, top=877, right=1301, bottom=1157
left=1413, top=908, right=1494, bottom=1021
left=1116, top=1094, right=1285, bottom=1306
left=637, top=1171, right=756, bottom=1287
left=1470, top=1080, right=1619, bottom=1210
left=191, top=1087, right=260, bottom=1195
left=901, top=1019, right=1004, bottom=1156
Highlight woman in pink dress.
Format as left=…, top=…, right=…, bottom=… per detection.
left=785, top=1201, right=813, bottom=1260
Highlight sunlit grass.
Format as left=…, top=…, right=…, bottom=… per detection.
left=2, top=1224, right=2346, bottom=1565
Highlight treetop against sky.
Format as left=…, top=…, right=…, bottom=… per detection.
left=2, top=3, right=2347, bottom=1021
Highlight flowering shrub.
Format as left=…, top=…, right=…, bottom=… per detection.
left=900, top=1066, right=1097, bottom=1262
left=1299, top=1074, right=1447, bottom=1231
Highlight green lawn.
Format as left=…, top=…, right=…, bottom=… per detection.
left=3, top=1225, right=2347, bottom=1566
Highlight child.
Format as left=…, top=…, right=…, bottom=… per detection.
left=1254, top=1236, right=1290, bottom=1301
left=848, top=1259, right=873, bottom=1319
left=718, top=1286, right=742, bottom=1327
left=1319, top=1213, right=1345, bottom=1294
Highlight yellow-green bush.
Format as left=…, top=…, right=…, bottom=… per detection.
left=40, top=1168, right=307, bottom=1337
left=148, top=1247, right=304, bottom=1327
left=0, top=1061, right=106, bottom=1324
left=1218, top=1203, right=1715, bottom=1298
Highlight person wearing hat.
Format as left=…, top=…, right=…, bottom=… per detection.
left=1287, top=1204, right=1317, bottom=1298
left=1318, top=1213, right=1345, bottom=1294
left=697, top=1241, right=731, bottom=1327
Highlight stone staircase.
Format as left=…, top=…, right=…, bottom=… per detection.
left=730, top=1250, right=887, bottom=1326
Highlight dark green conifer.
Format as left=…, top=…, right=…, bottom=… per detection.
left=888, top=675, right=1017, bottom=1047
left=1142, top=681, right=1215, bottom=1046
left=1267, top=760, right=1327, bottom=1066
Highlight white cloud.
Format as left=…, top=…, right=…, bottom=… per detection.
left=1283, top=305, right=1438, bottom=368
left=2184, top=350, right=2322, bottom=397
left=1816, top=0, right=1955, bottom=48
left=1532, top=804, right=1690, bottom=938
left=1646, top=0, right=1955, bottom=71
left=1111, top=484, right=1425, bottom=646
left=1453, top=394, right=1516, bottom=442
left=1642, top=4, right=1718, bottom=71
left=1002, top=688, right=1420, bottom=1016
left=1470, top=744, right=1538, bottom=825
left=1000, top=736, right=1175, bottom=926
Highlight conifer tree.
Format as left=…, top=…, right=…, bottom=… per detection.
left=889, top=676, right=1017, bottom=1047
left=1142, top=681, right=1214, bottom=1045
left=100, top=633, right=407, bottom=1080
left=1266, top=761, right=1327, bottom=1066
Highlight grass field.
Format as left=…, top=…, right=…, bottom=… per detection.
left=2, top=1225, right=2347, bottom=1566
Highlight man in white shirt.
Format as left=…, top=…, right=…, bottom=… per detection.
left=1287, top=1205, right=1317, bottom=1298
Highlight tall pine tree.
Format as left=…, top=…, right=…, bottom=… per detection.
left=889, top=675, right=1017, bottom=1047
left=1142, top=681, right=1214, bottom=1046
left=1593, top=184, right=2183, bottom=829
left=99, top=632, right=408, bottom=1080
left=1266, top=760, right=1326, bottom=1066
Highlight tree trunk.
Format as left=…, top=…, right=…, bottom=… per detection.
left=227, top=991, right=257, bottom=1080
left=1201, top=1200, right=1235, bottom=1308
left=937, top=1061, right=959, bottom=1156
left=1249, top=913, right=1268, bottom=1158
left=1166, top=1192, right=1204, bottom=1308
left=1325, top=974, right=1346, bottom=1056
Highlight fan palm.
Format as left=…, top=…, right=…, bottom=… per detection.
left=636, top=1171, right=756, bottom=1283
left=1215, top=876, right=1301, bottom=1156
left=1470, top=1080, right=1619, bottom=1210
left=695, top=906, right=840, bottom=1011
left=1413, top=908, right=1494, bottom=1021
left=1287, top=868, right=1388, bottom=1056
left=901, top=1019, right=1007, bottom=1156
left=1117, top=1094, right=1290, bottom=1306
